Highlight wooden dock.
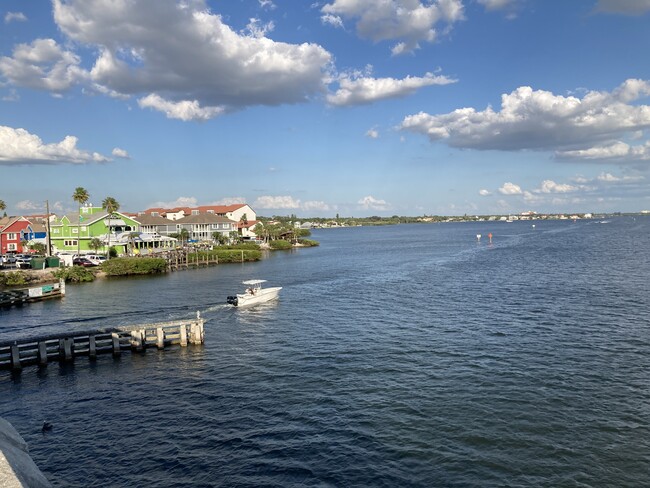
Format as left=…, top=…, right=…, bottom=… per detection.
left=0, top=313, right=205, bottom=371
left=0, top=280, right=66, bottom=309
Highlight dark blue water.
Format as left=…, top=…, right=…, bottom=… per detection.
left=2, top=218, right=650, bottom=487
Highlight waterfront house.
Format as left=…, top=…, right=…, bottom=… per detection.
left=133, top=214, right=178, bottom=237
left=173, top=213, right=236, bottom=242
left=238, top=220, right=260, bottom=240
left=141, top=203, right=257, bottom=224
left=0, top=217, right=48, bottom=254
left=49, top=205, right=140, bottom=254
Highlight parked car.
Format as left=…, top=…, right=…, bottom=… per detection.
left=85, top=254, right=107, bottom=265
left=15, top=254, right=33, bottom=269
left=2, top=254, right=17, bottom=266
left=73, top=257, right=97, bottom=267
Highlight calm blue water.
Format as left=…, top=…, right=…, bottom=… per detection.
left=2, top=218, right=650, bottom=487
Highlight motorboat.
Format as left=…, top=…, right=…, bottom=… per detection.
left=227, top=280, right=282, bottom=307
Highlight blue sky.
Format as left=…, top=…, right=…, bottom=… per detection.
left=1, top=0, right=650, bottom=217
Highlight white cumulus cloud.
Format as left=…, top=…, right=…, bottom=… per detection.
left=15, top=200, right=43, bottom=211
left=0, top=125, right=110, bottom=165
left=210, top=197, right=247, bottom=206
left=254, top=196, right=302, bottom=209
left=498, top=182, right=522, bottom=195
left=138, top=94, right=225, bottom=121
left=5, top=12, right=27, bottom=23
left=357, top=195, right=390, bottom=211
left=479, top=189, right=491, bottom=196
left=149, top=197, right=199, bottom=209
left=48, top=0, right=332, bottom=113
left=112, top=147, right=130, bottom=159
left=328, top=71, right=456, bottom=106
left=253, top=196, right=332, bottom=212
left=321, top=0, right=464, bottom=55
left=321, top=13, right=344, bottom=28
left=0, top=38, right=86, bottom=93
left=366, top=128, right=379, bottom=139
left=399, top=79, right=650, bottom=163
left=535, top=180, right=578, bottom=194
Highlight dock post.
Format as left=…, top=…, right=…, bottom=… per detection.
left=89, top=335, right=97, bottom=360
left=112, top=333, right=121, bottom=356
left=190, top=312, right=204, bottom=344
left=156, top=328, right=165, bottom=349
left=130, top=330, right=144, bottom=352
left=180, top=323, right=188, bottom=347
left=58, top=338, right=72, bottom=362
left=38, top=342, right=48, bottom=366
left=10, top=344, right=21, bottom=370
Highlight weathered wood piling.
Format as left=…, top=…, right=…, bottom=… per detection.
left=0, top=312, right=205, bottom=371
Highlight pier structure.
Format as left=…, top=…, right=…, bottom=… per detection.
left=0, top=313, right=205, bottom=371
left=0, top=280, right=65, bottom=309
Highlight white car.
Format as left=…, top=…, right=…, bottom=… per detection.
left=15, top=254, right=33, bottom=269
left=85, top=254, right=107, bottom=265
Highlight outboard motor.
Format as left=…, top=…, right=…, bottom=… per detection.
left=226, top=295, right=238, bottom=306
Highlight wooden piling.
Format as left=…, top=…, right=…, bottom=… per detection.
left=38, top=342, right=48, bottom=366
left=156, top=328, right=165, bottom=349
left=10, top=345, right=21, bottom=370
left=89, top=335, right=97, bottom=359
left=112, top=333, right=121, bottom=356
left=180, top=324, right=188, bottom=347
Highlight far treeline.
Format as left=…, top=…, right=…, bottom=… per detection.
left=263, top=212, right=645, bottom=227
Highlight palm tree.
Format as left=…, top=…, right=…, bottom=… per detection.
left=89, top=237, right=103, bottom=254
left=102, top=196, right=120, bottom=259
left=72, top=187, right=89, bottom=256
left=0, top=199, right=6, bottom=217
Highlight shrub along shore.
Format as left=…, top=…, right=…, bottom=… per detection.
left=0, top=239, right=319, bottom=286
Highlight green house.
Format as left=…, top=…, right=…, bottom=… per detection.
left=50, top=206, right=140, bottom=254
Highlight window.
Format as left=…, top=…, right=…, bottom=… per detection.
left=207, top=210, right=214, bottom=214
left=64, top=240, right=78, bottom=247
left=81, top=226, right=87, bottom=231
left=7, top=243, right=17, bottom=251
left=192, top=210, right=199, bottom=215
left=152, top=212, right=159, bottom=217
left=7, top=233, right=17, bottom=240
left=52, top=229, right=60, bottom=234
left=72, top=228, right=79, bottom=234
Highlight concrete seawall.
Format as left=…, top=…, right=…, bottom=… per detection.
left=0, top=418, right=51, bottom=487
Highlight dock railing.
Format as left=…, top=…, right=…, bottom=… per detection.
left=0, top=312, right=205, bottom=371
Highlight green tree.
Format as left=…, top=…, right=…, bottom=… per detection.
left=179, top=228, right=189, bottom=246
left=72, top=187, right=90, bottom=256
left=28, top=242, right=46, bottom=254
left=0, top=199, right=6, bottom=217
left=212, top=231, right=228, bottom=245
left=89, top=237, right=103, bottom=254
left=102, top=196, right=120, bottom=259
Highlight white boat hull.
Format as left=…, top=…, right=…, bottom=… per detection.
left=231, top=286, right=282, bottom=307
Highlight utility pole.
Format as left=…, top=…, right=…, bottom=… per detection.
left=45, top=200, right=52, bottom=256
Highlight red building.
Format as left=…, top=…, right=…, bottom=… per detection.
left=0, top=217, right=46, bottom=254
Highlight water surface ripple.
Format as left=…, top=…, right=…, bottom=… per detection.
left=2, top=218, right=649, bottom=487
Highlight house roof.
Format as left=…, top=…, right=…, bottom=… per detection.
left=237, top=220, right=258, bottom=229
left=141, top=203, right=250, bottom=216
left=133, top=214, right=176, bottom=226
left=175, top=213, right=234, bottom=224
left=54, top=210, right=136, bottom=226
left=0, top=216, right=14, bottom=231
